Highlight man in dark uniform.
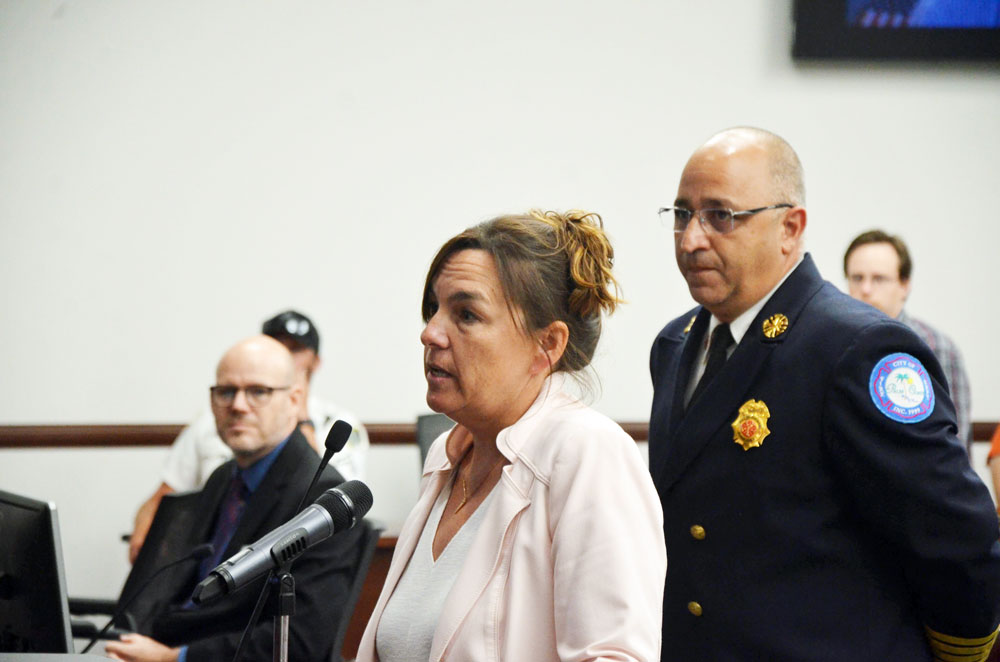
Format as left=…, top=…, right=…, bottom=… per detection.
left=105, top=335, right=362, bottom=662
left=649, top=127, right=1000, bottom=661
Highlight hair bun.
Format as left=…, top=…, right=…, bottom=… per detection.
left=530, top=209, right=623, bottom=319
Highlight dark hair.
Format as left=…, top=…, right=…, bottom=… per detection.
left=843, top=229, right=912, bottom=281
left=421, top=209, right=623, bottom=375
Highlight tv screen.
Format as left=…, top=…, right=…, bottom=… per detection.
left=0, top=489, right=74, bottom=653
left=793, top=0, right=1000, bottom=60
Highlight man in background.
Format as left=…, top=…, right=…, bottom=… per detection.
left=649, top=126, right=999, bottom=660
left=844, top=230, right=971, bottom=451
left=129, top=309, right=368, bottom=562
left=105, top=335, right=361, bottom=662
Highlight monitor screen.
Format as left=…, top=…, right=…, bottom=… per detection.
left=0, top=489, right=74, bottom=653
left=793, top=0, right=1000, bottom=60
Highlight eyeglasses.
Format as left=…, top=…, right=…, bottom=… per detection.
left=659, top=204, right=793, bottom=235
left=847, top=274, right=899, bottom=288
left=210, top=385, right=291, bottom=408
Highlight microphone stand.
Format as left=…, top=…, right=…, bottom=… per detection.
left=272, top=563, right=295, bottom=662
left=230, top=531, right=310, bottom=662
left=229, top=568, right=275, bottom=662
left=228, top=420, right=353, bottom=662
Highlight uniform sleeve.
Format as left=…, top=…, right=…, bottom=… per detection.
left=823, top=321, right=1000, bottom=654
left=547, top=424, right=666, bottom=662
left=329, top=423, right=369, bottom=482
left=310, top=399, right=370, bottom=481
left=650, top=334, right=660, bottom=382
left=162, top=412, right=217, bottom=491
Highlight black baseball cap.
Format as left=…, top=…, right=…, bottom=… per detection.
left=261, top=310, right=320, bottom=354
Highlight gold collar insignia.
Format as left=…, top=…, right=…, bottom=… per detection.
left=762, top=314, right=789, bottom=339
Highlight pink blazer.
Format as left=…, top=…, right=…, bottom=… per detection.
left=357, top=377, right=666, bottom=662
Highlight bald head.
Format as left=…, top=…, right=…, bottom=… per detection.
left=216, top=335, right=298, bottom=386
left=700, top=127, right=806, bottom=207
left=673, top=127, right=808, bottom=322
left=212, top=335, right=302, bottom=467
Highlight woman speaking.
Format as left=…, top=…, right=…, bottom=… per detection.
left=357, top=210, right=665, bottom=662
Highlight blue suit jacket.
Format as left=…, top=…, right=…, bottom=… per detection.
left=649, top=254, right=1000, bottom=661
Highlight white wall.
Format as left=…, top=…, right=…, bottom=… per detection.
left=1, top=0, right=998, bottom=427
left=1, top=0, right=999, bottom=598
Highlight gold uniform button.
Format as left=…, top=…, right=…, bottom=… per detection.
left=687, top=601, right=703, bottom=617
left=690, top=525, right=706, bottom=540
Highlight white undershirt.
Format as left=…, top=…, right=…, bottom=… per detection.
left=376, top=477, right=496, bottom=662
left=684, top=256, right=803, bottom=406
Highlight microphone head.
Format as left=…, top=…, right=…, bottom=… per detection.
left=315, top=480, right=374, bottom=530
left=337, top=479, right=374, bottom=518
left=324, top=419, right=353, bottom=453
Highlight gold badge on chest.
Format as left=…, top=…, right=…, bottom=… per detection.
left=732, top=399, right=771, bottom=451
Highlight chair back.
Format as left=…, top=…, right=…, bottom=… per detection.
left=330, top=518, right=383, bottom=662
left=119, top=490, right=204, bottom=633
left=415, top=413, right=454, bottom=468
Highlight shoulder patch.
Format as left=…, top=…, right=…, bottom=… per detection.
left=868, top=352, right=935, bottom=423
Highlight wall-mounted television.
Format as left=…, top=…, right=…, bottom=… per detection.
left=793, top=0, right=1000, bottom=60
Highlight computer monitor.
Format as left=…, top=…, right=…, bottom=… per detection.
left=0, top=489, right=74, bottom=653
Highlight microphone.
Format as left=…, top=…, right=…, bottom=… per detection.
left=223, top=428, right=360, bottom=662
left=81, top=543, right=214, bottom=653
left=192, top=479, right=373, bottom=605
left=224, top=421, right=357, bottom=662
left=296, top=419, right=353, bottom=513
left=323, top=419, right=354, bottom=455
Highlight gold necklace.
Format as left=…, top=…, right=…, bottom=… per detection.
left=454, top=452, right=505, bottom=514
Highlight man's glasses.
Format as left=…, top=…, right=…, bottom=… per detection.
left=659, top=204, right=793, bottom=235
left=210, top=385, right=291, bottom=408
left=847, top=274, right=899, bottom=288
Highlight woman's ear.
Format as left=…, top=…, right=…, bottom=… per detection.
left=532, top=320, right=569, bottom=375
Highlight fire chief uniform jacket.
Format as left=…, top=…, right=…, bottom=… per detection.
left=649, top=254, right=1000, bottom=662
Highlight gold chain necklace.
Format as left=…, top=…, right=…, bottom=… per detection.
left=454, top=452, right=505, bottom=514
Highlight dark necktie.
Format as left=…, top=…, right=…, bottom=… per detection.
left=688, top=323, right=734, bottom=408
left=198, top=472, right=249, bottom=580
